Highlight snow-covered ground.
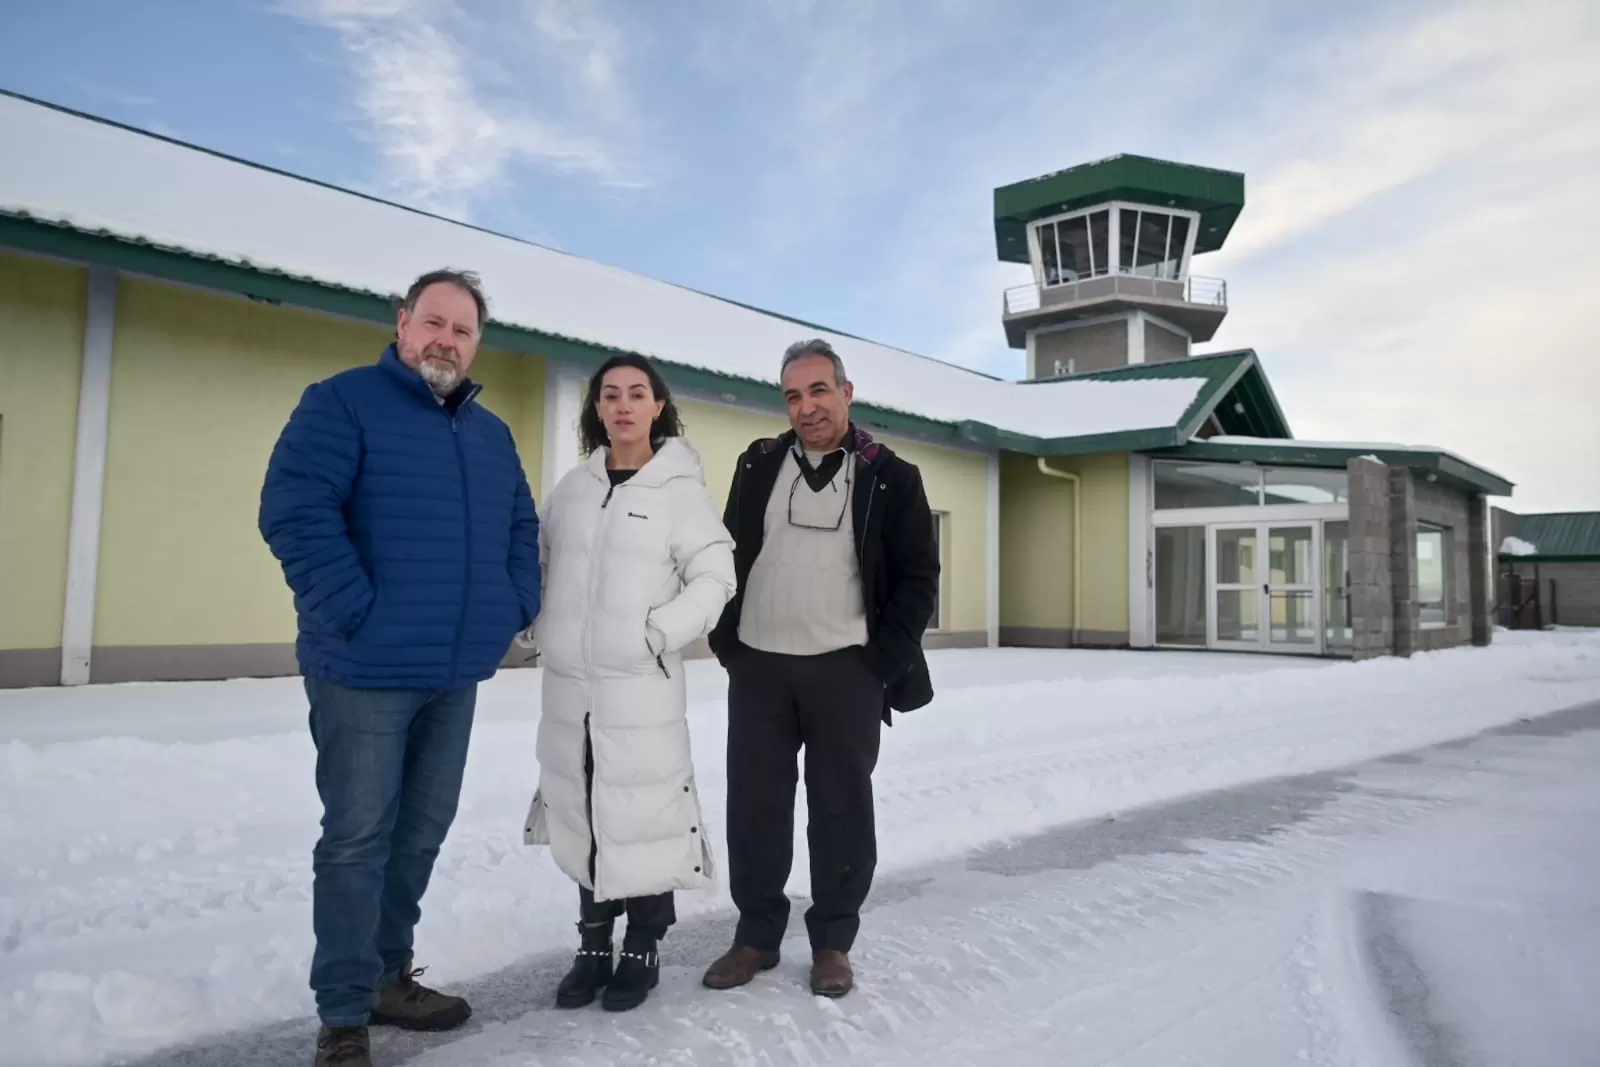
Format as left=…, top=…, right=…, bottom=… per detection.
left=2, top=632, right=1599, bottom=1066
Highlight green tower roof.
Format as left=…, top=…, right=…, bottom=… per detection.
left=994, top=154, right=1245, bottom=264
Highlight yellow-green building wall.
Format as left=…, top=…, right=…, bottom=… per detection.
left=2, top=258, right=996, bottom=685
left=999, top=451, right=1130, bottom=645
left=0, top=252, right=85, bottom=665
left=92, top=277, right=546, bottom=655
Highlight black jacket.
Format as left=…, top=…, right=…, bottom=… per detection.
left=708, top=425, right=940, bottom=722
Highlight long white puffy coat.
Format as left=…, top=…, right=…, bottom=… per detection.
left=523, top=437, right=736, bottom=901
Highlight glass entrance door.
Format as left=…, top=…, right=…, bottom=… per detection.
left=1212, top=525, right=1262, bottom=650
left=1209, top=523, right=1323, bottom=654
left=1265, top=525, right=1319, bottom=652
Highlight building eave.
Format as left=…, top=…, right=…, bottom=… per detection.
left=1155, top=440, right=1515, bottom=497
left=0, top=212, right=976, bottom=448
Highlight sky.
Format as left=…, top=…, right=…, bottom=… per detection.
left=4, top=0, right=1598, bottom=512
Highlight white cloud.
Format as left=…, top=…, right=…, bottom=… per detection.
left=1202, top=0, right=1600, bottom=510
left=721, top=0, right=1598, bottom=510
left=280, top=0, right=654, bottom=216
left=278, top=0, right=1600, bottom=510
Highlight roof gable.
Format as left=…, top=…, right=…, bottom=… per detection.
left=962, top=350, right=1293, bottom=456
left=1078, top=349, right=1291, bottom=440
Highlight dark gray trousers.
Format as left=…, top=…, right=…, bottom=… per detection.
left=726, top=646, right=884, bottom=953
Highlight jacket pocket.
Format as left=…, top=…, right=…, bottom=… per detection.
left=344, top=587, right=382, bottom=642
left=523, top=788, right=550, bottom=846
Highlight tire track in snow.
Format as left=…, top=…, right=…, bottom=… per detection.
left=409, top=743, right=1481, bottom=1067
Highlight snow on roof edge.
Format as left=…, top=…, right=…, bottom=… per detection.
left=1206, top=436, right=1511, bottom=484
left=0, top=93, right=1218, bottom=445
left=7, top=211, right=1211, bottom=442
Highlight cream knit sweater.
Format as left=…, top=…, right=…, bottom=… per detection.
left=738, top=449, right=869, bottom=656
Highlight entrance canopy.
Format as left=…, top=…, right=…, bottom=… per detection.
left=1154, top=437, right=1513, bottom=498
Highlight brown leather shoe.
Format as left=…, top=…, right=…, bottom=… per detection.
left=313, top=1025, right=371, bottom=1067
left=369, top=964, right=471, bottom=1031
left=702, top=944, right=780, bottom=989
left=810, top=949, right=853, bottom=998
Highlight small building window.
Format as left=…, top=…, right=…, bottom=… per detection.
left=1033, top=208, right=1112, bottom=285
left=1154, top=462, right=1351, bottom=512
left=1417, top=523, right=1451, bottom=628
left=1154, top=462, right=1261, bottom=509
left=1119, top=208, right=1190, bottom=281
left=1263, top=468, right=1350, bottom=506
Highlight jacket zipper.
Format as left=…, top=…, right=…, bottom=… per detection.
left=579, top=472, right=616, bottom=892
left=583, top=710, right=597, bottom=889
left=448, top=410, right=471, bottom=687
left=858, top=471, right=881, bottom=643
left=598, top=474, right=669, bottom=678
left=582, top=485, right=612, bottom=676
left=734, top=459, right=746, bottom=533
left=729, top=459, right=750, bottom=618
left=858, top=472, right=880, bottom=560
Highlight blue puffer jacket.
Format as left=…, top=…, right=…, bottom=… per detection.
left=258, top=345, right=541, bottom=690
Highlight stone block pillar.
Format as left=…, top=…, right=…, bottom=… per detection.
left=1348, top=458, right=1394, bottom=660
left=1468, top=492, right=1491, bottom=646
left=1389, top=468, right=1419, bottom=658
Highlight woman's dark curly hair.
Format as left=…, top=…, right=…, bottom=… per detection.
left=578, top=353, right=684, bottom=454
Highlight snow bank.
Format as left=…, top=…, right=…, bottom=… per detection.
left=1501, top=536, right=1539, bottom=557
left=2, top=632, right=1599, bottom=1065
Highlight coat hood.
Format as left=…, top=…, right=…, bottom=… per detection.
left=584, top=435, right=709, bottom=490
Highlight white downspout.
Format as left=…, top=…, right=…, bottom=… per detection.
left=1036, top=457, right=1081, bottom=646
left=60, top=266, right=118, bottom=686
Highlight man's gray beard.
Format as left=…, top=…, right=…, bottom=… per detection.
left=417, top=360, right=460, bottom=397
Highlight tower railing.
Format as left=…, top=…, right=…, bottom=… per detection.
left=1003, top=273, right=1228, bottom=315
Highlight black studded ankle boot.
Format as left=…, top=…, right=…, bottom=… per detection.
left=555, top=920, right=614, bottom=1008
left=602, top=926, right=660, bottom=1012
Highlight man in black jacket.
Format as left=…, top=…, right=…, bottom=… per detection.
left=703, top=338, right=940, bottom=998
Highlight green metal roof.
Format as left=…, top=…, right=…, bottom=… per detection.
left=1157, top=440, right=1515, bottom=498
left=950, top=349, right=1291, bottom=457
left=1502, top=512, right=1600, bottom=562
left=2, top=215, right=1503, bottom=494
left=1078, top=349, right=1290, bottom=440
left=994, top=154, right=1246, bottom=265
left=0, top=212, right=1227, bottom=456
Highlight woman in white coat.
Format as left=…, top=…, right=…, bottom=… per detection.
left=525, top=353, right=736, bottom=1013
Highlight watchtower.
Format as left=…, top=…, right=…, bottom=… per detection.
left=995, top=154, right=1244, bottom=379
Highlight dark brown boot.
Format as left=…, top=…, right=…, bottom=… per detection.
left=810, top=949, right=853, bottom=998
left=370, top=963, right=471, bottom=1031
left=701, top=943, right=780, bottom=989
left=312, top=1025, right=371, bottom=1067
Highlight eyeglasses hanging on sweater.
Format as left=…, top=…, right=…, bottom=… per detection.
left=786, top=446, right=852, bottom=531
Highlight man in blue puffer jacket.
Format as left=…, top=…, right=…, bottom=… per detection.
left=258, top=269, right=540, bottom=1067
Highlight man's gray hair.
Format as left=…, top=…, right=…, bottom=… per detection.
left=781, top=338, right=848, bottom=386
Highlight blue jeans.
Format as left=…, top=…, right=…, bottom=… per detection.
left=305, top=677, right=477, bottom=1027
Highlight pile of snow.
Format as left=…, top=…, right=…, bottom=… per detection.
left=1501, top=536, right=1540, bottom=557
left=2, top=632, right=1599, bottom=1065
